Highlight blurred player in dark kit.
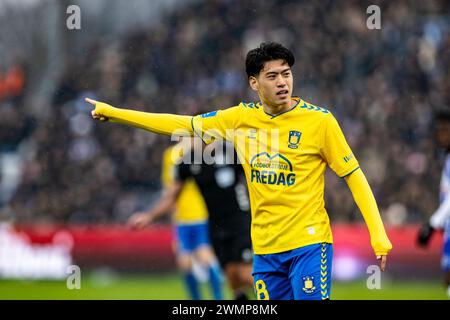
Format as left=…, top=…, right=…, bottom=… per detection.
left=129, top=138, right=253, bottom=299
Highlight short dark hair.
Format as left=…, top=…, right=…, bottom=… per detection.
left=245, top=42, right=295, bottom=78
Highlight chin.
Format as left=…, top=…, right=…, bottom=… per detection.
left=277, top=96, right=291, bottom=104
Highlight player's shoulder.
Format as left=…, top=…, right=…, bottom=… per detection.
left=210, top=101, right=259, bottom=119
left=234, top=101, right=263, bottom=116
left=199, top=103, right=246, bottom=118
left=238, top=101, right=262, bottom=110
left=295, top=98, right=339, bottom=132
left=297, top=98, right=331, bottom=117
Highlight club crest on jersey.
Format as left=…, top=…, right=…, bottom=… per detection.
left=288, top=131, right=302, bottom=149
left=302, top=276, right=316, bottom=294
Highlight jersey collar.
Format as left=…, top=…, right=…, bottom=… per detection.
left=261, top=97, right=301, bottom=119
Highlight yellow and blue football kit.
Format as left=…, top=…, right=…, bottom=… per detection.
left=161, top=146, right=210, bottom=252
left=91, top=97, right=393, bottom=300
left=191, top=98, right=359, bottom=255
left=191, top=98, right=349, bottom=299
left=253, top=242, right=333, bottom=300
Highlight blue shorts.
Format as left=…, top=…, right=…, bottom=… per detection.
left=253, top=243, right=333, bottom=300
left=442, top=220, right=450, bottom=272
left=175, top=222, right=211, bottom=253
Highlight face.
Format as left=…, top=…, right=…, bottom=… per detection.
left=436, top=119, right=450, bottom=150
left=249, top=59, right=293, bottom=108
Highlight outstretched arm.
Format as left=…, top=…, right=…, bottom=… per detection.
left=127, top=181, right=183, bottom=228
left=86, top=98, right=193, bottom=136
left=344, top=168, right=393, bottom=271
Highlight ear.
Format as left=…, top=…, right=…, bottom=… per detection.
left=249, top=76, right=259, bottom=92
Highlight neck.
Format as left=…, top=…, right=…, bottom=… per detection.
left=262, top=99, right=296, bottom=116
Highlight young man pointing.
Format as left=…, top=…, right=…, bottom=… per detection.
left=87, top=42, right=392, bottom=300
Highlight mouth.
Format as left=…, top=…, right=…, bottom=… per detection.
left=276, top=90, right=289, bottom=97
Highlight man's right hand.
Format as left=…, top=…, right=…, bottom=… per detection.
left=127, top=212, right=153, bottom=229
left=85, top=98, right=111, bottom=122
left=417, top=222, right=435, bottom=247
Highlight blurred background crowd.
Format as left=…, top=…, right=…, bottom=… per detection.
left=0, top=0, right=449, bottom=225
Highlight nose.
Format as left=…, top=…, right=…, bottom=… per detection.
left=276, top=75, right=286, bottom=87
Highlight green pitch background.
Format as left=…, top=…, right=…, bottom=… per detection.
left=0, top=273, right=447, bottom=300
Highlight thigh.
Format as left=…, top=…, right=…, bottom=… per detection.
left=237, top=262, right=254, bottom=288
left=252, top=254, right=293, bottom=300
left=289, top=243, right=333, bottom=300
left=253, top=272, right=293, bottom=300
left=192, top=222, right=211, bottom=250
left=175, top=224, right=194, bottom=253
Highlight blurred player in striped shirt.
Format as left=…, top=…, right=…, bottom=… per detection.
left=418, top=109, right=450, bottom=299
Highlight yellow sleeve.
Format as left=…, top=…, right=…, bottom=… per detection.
left=320, top=113, right=359, bottom=177
left=94, top=102, right=193, bottom=136
left=161, top=148, right=174, bottom=187
left=191, top=106, right=240, bottom=144
left=345, top=169, right=393, bottom=256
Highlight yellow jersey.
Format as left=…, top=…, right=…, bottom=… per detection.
left=161, top=146, right=209, bottom=224
left=192, top=97, right=359, bottom=254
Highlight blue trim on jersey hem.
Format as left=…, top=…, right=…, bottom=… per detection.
left=340, top=166, right=360, bottom=178
left=263, top=98, right=301, bottom=119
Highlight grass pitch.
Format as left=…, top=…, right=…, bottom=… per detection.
left=0, top=273, right=447, bottom=300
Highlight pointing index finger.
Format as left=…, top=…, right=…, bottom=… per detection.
left=85, top=98, right=97, bottom=106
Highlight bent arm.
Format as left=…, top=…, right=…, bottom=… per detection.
left=88, top=99, right=194, bottom=136
left=146, top=181, right=183, bottom=221
left=345, top=169, right=393, bottom=256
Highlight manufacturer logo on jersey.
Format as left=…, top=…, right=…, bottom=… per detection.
left=302, top=276, right=316, bottom=294
left=343, top=154, right=354, bottom=163
left=201, top=111, right=217, bottom=118
left=288, top=131, right=302, bottom=149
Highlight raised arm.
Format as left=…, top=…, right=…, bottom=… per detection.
left=86, top=98, right=193, bottom=136
left=344, top=168, right=393, bottom=271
